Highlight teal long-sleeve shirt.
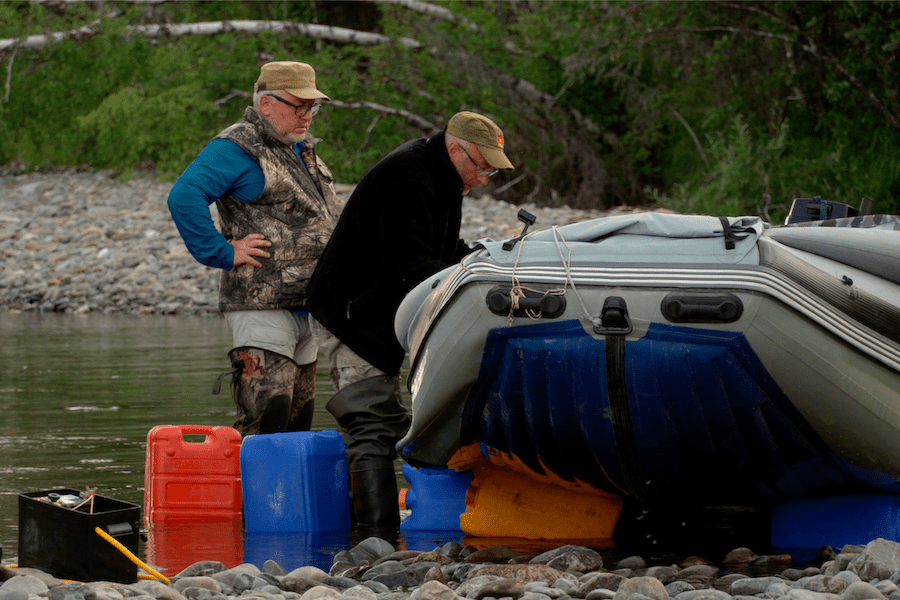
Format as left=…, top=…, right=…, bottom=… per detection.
left=167, top=138, right=307, bottom=270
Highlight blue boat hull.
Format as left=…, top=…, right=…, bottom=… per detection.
left=460, top=319, right=900, bottom=505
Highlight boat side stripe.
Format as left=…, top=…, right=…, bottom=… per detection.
left=442, top=255, right=900, bottom=372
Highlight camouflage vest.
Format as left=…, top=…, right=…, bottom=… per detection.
left=215, top=107, right=343, bottom=311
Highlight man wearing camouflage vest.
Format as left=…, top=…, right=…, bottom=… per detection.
left=168, top=61, right=342, bottom=437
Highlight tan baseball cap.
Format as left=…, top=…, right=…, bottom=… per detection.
left=254, top=61, right=330, bottom=101
left=447, top=111, right=514, bottom=170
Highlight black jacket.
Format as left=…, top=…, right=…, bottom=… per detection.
left=307, top=131, right=472, bottom=374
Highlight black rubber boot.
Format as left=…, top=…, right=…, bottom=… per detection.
left=326, top=375, right=411, bottom=527
left=350, top=467, right=401, bottom=528
left=227, top=347, right=299, bottom=437
left=286, top=360, right=316, bottom=432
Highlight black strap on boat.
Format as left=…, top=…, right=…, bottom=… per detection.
left=603, top=299, right=655, bottom=504
left=719, top=216, right=736, bottom=250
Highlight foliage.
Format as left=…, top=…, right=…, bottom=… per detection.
left=0, top=0, right=897, bottom=217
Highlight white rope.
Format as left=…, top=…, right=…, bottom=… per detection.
left=506, top=227, right=600, bottom=328
left=549, top=226, right=603, bottom=329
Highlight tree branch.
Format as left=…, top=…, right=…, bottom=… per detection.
left=376, top=0, right=484, bottom=33
left=669, top=107, right=710, bottom=169
left=329, top=100, right=440, bottom=132
left=2, top=47, right=16, bottom=103
left=0, top=19, right=424, bottom=52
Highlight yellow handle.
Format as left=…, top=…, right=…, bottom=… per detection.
left=94, top=526, right=170, bottom=585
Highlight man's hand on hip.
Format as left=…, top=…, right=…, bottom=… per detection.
left=232, top=233, right=271, bottom=268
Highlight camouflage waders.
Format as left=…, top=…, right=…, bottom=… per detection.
left=227, top=347, right=316, bottom=437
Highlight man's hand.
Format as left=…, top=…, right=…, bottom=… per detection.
left=231, top=233, right=271, bottom=268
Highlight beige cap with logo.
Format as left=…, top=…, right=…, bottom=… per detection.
left=254, top=61, right=330, bottom=101
left=447, top=111, right=514, bottom=170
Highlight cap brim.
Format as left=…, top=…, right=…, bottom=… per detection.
left=285, top=88, right=331, bottom=101
left=478, top=145, right=514, bottom=170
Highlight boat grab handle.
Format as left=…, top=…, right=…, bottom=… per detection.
left=486, top=285, right=566, bottom=318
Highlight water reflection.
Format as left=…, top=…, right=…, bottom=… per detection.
left=145, top=520, right=246, bottom=572
left=243, top=530, right=352, bottom=572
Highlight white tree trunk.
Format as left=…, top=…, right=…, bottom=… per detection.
left=0, top=20, right=423, bottom=52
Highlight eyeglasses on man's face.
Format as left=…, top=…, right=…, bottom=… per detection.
left=460, top=144, right=499, bottom=178
left=269, top=94, right=320, bottom=117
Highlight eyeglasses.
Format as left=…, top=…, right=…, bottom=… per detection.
left=269, top=94, right=320, bottom=117
left=460, top=144, right=500, bottom=178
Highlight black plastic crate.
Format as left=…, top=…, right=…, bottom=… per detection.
left=18, top=488, right=141, bottom=583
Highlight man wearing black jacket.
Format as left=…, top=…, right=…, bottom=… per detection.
left=306, top=111, right=514, bottom=527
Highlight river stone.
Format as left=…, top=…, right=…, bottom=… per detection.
left=730, top=576, right=782, bottom=595
left=46, top=582, right=92, bottom=600
left=470, top=564, right=567, bottom=583
left=288, top=567, right=329, bottom=581
left=613, top=576, right=669, bottom=600
left=670, top=590, right=732, bottom=600
left=322, top=575, right=363, bottom=589
left=412, top=551, right=455, bottom=566
left=545, top=547, right=604, bottom=573
left=585, top=590, right=618, bottom=600
left=784, top=590, right=836, bottom=600
left=841, top=582, right=887, bottom=600
left=180, top=588, right=225, bottom=600
left=723, top=548, right=759, bottom=565
left=552, top=577, right=579, bottom=595
left=470, top=577, right=526, bottom=600
left=409, top=580, right=461, bottom=600
left=849, top=540, right=900, bottom=582
left=0, top=590, right=29, bottom=600
left=664, top=582, right=695, bottom=597
left=132, top=580, right=189, bottom=600
left=369, top=570, right=418, bottom=589
left=262, top=560, right=287, bottom=577
left=876, top=582, right=900, bottom=596
left=522, top=593, right=555, bottom=600
left=173, top=577, right=222, bottom=594
left=421, top=565, right=446, bottom=584
left=525, top=583, right=566, bottom=599
left=579, top=572, right=629, bottom=595
left=617, top=557, right=647, bottom=570
left=645, top=566, right=678, bottom=584
left=836, top=572, right=862, bottom=585
left=282, top=576, right=325, bottom=594
left=177, top=562, right=228, bottom=579
left=676, top=565, right=720, bottom=587
left=299, top=586, right=342, bottom=600
left=794, top=575, right=851, bottom=595
left=0, top=574, right=49, bottom=595
left=343, top=585, right=378, bottom=600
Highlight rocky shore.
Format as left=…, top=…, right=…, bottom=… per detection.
left=2, top=536, right=900, bottom=600
left=0, top=169, right=639, bottom=316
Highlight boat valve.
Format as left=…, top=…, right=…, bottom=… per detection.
left=502, top=209, right=537, bottom=251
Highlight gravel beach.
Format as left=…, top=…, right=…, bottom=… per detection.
left=0, top=169, right=638, bottom=316
left=2, top=535, right=900, bottom=600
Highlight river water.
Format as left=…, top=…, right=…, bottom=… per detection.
left=1, top=311, right=815, bottom=578
left=0, top=311, right=472, bottom=574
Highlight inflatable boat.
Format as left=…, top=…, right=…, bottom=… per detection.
left=395, top=198, right=900, bottom=508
